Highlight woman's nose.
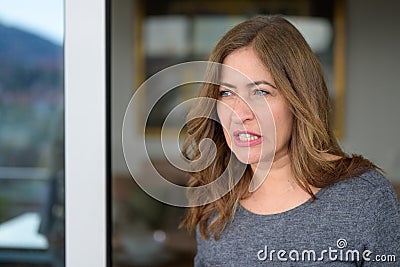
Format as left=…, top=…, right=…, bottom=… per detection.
left=231, top=96, right=255, bottom=123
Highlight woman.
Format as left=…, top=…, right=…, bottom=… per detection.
left=181, top=16, right=399, bottom=266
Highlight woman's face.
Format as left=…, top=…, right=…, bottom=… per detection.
left=216, top=46, right=293, bottom=168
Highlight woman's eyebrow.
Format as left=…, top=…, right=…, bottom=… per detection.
left=218, top=80, right=276, bottom=89
left=247, top=80, right=277, bottom=89
left=219, top=82, right=236, bottom=89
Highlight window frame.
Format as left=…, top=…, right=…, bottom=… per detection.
left=65, top=0, right=110, bottom=265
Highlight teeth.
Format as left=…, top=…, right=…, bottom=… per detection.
left=238, top=133, right=259, bottom=141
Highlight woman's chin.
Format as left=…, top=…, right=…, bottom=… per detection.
left=233, top=153, right=261, bottom=165
left=232, top=149, right=275, bottom=166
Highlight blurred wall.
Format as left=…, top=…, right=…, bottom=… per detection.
left=341, top=0, right=400, bottom=181
left=111, top=0, right=400, bottom=182
left=111, top=0, right=134, bottom=174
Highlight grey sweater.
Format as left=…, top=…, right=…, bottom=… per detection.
left=195, top=170, right=400, bottom=266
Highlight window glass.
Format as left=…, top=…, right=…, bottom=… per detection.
left=0, top=1, right=64, bottom=266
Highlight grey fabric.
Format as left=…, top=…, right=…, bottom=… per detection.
left=195, top=170, right=400, bottom=266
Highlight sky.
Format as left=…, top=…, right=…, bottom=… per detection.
left=0, top=0, right=64, bottom=45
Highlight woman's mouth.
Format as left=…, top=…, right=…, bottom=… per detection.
left=233, top=131, right=263, bottom=147
left=237, top=133, right=260, bottom=141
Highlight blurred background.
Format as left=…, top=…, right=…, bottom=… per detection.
left=0, top=0, right=399, bottom=266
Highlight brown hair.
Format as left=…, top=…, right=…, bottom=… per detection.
left=180, top=15, right=378, bottom=240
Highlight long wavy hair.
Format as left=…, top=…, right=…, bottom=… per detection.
left=180, top=15, right=378, bottom=240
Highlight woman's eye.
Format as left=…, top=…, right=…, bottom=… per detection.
left=219, top=90, right=233, bottom=97
left=254, top=89, right=270, bottom=96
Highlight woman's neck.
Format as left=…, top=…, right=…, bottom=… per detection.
left=242, top=152, right=314, bottom=215
left=250, top=150, right=295, bottom=194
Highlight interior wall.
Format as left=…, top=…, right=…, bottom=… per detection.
left=111, top=0, right=134, bottom=175
left=111, top=0, right=189, bottom=177
left=341, top=0, right=400, bottom=181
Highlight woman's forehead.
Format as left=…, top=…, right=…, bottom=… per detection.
left=218, top=64, right=275, bottom=89
left=220, top=47, right=275, bottom=86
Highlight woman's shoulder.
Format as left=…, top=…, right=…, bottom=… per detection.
left=326, top=168, right=395, bottom=196
left=353, top=168, right=393, bottom=187
left=333, top=169, right=400, bottom=252
left=319, top=168, right=399, bottom=210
